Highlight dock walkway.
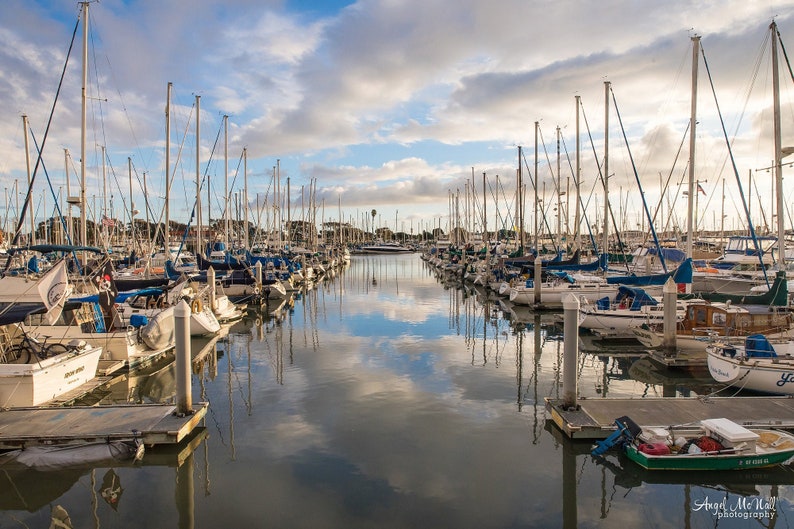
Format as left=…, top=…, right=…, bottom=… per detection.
left=546, top=396, right=794, bottom=439
left=0, top=402, right=208, bottom=449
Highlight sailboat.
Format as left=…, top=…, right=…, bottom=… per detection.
left=0, top=260, right=103, bottom=407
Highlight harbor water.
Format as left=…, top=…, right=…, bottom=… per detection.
left=4, top=253, right=793, bottom=528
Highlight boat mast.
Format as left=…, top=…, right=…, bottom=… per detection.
left=224, top=114, right=229, bottom=248
left=192, top=95, right=200, bottom=258
left=243, top=147, right=249, bottom=249
left=574, top=95, right=581, bottom=254
left=80, top=1, right=88, bottom=258
left=772, top=21, right=785, bottom=267
left=128, top=156, right=135, bottom=251
left=603, top=81, right=610, bottom=256
left=165, top=82, right=172, bottom=256
left=686, top=35, right=700, bottom=260
left=556, top=125, right=562, bottom=253
left=22, top=115, right=34, bottom=243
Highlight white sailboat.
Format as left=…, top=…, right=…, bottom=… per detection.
left=0, top=260, right=102, bottom=407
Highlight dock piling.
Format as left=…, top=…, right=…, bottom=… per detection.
left=562, top=293, right=579, bottom=410
left=175, top=299, right=193, bottom=415
left=663, top=277, right=677, bottom=352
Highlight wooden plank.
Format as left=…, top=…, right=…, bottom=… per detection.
left=0, top=403, right=208, bottom=448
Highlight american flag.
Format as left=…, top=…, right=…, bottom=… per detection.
left=101, top=215, right=116, bottom=227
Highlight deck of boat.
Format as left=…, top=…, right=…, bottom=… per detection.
left=546, top=395, right=794, bottom=439
left=0, top=402, right=208, bottom=449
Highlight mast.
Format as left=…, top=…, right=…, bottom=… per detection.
left=243, top=147, right=249, bottom=249
left=165, top=82, right=172, bottom=255
left=128, top=156, right=134, bottom=249
left=196, top=95, right=202, bottom=257
left=22, top=115, right=34, bottom=242
left=65, top=149, right=73, bottom=243
left=574, top=96, right=581, bottom=253
left=534, top=121, right=539, bottom=252
left=80, top=1, right=88, bottom=256
left=772, top=21, right=785, bottom=266
left=686, top=35, right=700, bottom=260
left=224, top=114, right=229, bottom=247
left=603, top=81, right=610, bottom=255
left=556, top=125, right=562, bottom=253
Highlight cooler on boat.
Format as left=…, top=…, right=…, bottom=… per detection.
left=701, top=418, right=759, bottom=451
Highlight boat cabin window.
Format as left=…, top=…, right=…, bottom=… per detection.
left=692, top=307, right=708, bottom=325
left=712, top=312, right=726, bottom=326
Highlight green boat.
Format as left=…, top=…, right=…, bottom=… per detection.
left=593, top=416, right=794, bottom=471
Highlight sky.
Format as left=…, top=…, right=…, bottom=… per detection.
left=1, top=0, right=794, bottom=242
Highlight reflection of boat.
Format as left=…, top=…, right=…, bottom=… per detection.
left=627, top=356, right=717, bottom=389
left=707, top=334, right=794, bottom=395
left=593, top=416, right=794, bottom=470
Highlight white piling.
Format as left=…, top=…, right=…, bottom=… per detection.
left=255, top=261, right=263, bottom=291
left=174, top=299, right=193, bottom=415
left=662, top=277, right=677, bottom=351
left=562, top=293, right=579, bottom=410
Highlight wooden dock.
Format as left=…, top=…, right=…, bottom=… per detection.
left=546, top=395, right=794, bottom=439
left=0, top=402, right=208, bottom=449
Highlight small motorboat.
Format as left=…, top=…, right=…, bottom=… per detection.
left=592, top=416, right=794, bottom=471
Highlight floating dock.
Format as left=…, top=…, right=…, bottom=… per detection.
left=0, top=402, right=208, bottom=449
left=546, top=396, right=794, bottom=439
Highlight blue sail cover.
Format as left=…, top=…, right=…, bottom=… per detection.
left=745, top=334, right=777, bottom=358
left=616, top=286, right=657, bottom=310
left=0, top=302, right=47, bottom=325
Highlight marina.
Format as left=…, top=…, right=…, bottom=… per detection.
left=4, top=1, right=794, bottom=526
left=0, top=254, right=790, bottom=527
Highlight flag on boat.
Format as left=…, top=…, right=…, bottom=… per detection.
left=37, top=259, right=71, bottom=324
left=697, top=183, right=706, bottom=195
left=96, top=261, right=119, bottom=316
left=102, top=215, right=115, bottom=227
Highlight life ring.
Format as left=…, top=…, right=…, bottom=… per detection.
left=191, top=298, right=203, bottom=314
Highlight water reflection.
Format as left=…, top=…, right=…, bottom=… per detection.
left=5, top=254, right=794, bottom=527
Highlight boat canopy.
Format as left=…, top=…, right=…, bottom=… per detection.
left=744, top=334, right=777, bottom=358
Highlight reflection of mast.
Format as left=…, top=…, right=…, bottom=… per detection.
left=227, top=335, right=236, bottom=461
left=531, top=314, right=542, bottom=443
left=515, top=326, right=524, bottom=411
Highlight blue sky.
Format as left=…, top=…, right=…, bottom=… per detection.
left=1, top=0, right=794, bottom=241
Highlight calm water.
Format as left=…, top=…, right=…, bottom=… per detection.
left=4, top=253, right=794, bottom=528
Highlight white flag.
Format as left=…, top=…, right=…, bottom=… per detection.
left=37, top=260, right=71, bottom=324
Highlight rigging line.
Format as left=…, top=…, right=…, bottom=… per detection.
left=5, top=13, right=80, bottom=273
left=648, top=122, right=690, bottom=245
left=559, top=129, right=599, bottom=263
left=609, top=86, right=668, bottom=273
left=578, top=99, right=606, bottom=253
left=486, top=178, right=509, bottom=233
left=520, top=149, right=556, bottom=250
left=27, top=129, right=78, bottom=257
left=580, top=96, right=627, bottom=263
left=701, top=42, right=770, bottom=287
left=535, top=127, right=562, bottom=249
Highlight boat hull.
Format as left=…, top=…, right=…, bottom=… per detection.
left=707, top=347, right=794, bottom=395
left=625, top=442, right=794, bottom=470
left=0, top=345, right=102, bottom=407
